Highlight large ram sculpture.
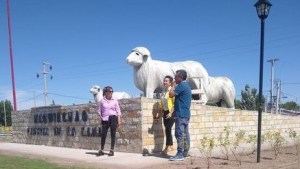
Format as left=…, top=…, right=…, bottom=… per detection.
left=126, top=47, right=235, bottom=108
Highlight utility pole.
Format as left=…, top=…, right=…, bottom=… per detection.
left=37, top=62, right=53, bottom=106
left=6, top=0, right=17, bottom=111
left=275, top=80, right=281, bottom=113
left=267, top=59, right=279, bottom=113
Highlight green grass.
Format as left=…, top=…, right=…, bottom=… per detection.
left=0, top=154, right=95, bottom=169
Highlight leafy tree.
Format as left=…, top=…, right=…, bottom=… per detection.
left=240, top=84, right=265, bottom=110
left=234, top=99, right=242, bottom=109
left=0, top=100, right=13, bottom=126
left=240, top=85, right=256, bottom=110
left=281, top=101, right=300, bottom=111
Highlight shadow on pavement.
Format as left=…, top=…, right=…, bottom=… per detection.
left=85, top=151, right=99, bottom=156
left=142, top=149, right=172, bottom=159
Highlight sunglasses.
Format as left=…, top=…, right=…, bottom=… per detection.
left=108, top=90, right=113, bottom=93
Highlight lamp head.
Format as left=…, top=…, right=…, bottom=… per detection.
left=255, top=0, right=272, bottom=20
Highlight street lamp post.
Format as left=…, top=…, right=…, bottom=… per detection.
left=254, top=0, right=272, bottom=163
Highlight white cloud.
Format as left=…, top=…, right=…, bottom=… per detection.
left=0, top=87, right=44, bottom=111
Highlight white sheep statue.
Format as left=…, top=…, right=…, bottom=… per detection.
left=205, top=76, right=235, bottom=108
left=126, top=46, right=235, bottom=108
left=90, top=85, right=131, bottom=103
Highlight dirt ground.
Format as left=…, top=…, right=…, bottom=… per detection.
left=145, top=146, right=300, bottom=169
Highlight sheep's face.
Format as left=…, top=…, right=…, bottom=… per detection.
left=90, top=85, right=100, bottom=94
left=126, top=47, right=151, bottom=67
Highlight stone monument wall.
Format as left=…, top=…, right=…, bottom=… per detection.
left=12, top=98, right=143, bottom=153
left=11, top=97, right=300, bottom=153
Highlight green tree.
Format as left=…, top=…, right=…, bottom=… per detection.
left=281, top=101, right=300, bottom=111
left=234, top=99, right=242, bottom=109
left=0, top=100, right=13, bottom=126
left=240, top=84, right=265, bottom=110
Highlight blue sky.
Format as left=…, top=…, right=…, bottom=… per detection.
left=0, top=0, right=299, bottom=110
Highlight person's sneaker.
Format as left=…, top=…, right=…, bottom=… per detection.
left=169, top=154, right=184, bottom=161
left=97, top=150, right=105, bottom=156
left=183, top=153, right=190, bottom=159
left=108, top=150, right=114, bottom=156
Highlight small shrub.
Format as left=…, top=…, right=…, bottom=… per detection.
left=218, top=127, right=231, bottom=160
left=246, top=134, right=257, bottom=154
left=199, top=136, right=216, bottom=169
left=231, top=130, right=246, bottom=165
left=264, top=130, right=287, bottom=159
left=261, top=132, right=270, bottom=145
left=287, top=129, right=300, bottom=155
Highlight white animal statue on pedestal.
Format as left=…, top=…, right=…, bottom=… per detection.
left=126, top=46, right=235, bottom=108
left=90, top=85, right=131, bottom=103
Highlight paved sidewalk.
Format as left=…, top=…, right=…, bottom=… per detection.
left=0, top=142, right=173, bottom=169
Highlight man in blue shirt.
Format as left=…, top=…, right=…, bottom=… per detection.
left=169, top=69, right=192, bottom=161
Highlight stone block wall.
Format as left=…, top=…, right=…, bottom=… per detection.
left=144, top=99, right=300, bottom=153
left=12, top=98, right=143, bottom=153
left=12, top=97, right=300, bottom=154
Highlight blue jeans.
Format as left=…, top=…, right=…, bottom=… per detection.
left=174, top=117, right=190, bottom=156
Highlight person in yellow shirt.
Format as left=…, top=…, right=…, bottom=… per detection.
left=156, top=75, right=175, bottom=154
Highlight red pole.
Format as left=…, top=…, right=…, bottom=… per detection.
left=6, top=0, right=17, bottom=111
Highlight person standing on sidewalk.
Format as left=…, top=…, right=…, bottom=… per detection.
left=155, top=75, right=175, bottom=155
left=169, top=69, right=192, bottom=161
left=97, top=86, right=122, bottom=157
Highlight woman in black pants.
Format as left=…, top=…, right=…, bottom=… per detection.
left=155, top=75, right=175, bottom=154
left=97, top=86, right=121, bottom=156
